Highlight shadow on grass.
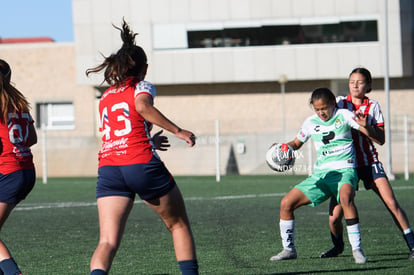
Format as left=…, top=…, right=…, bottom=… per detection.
left=365, top=252, right=410, bottom=262
left=262, top=265, right=401, bottom=274
left=305, top=251, right=410, bottom=262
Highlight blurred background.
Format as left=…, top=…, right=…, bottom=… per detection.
left=0, top=0, right=413, bottom=178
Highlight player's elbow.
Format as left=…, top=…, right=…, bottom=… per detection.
left=135, top=100, right=151, bottom=115
left=376, top=133, right=385, bottom=145
left=27, top=133, right=37, bottom=147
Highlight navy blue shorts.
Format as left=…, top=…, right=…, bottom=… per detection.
left=97, top=157, right=176, bottom=201
left=0, top=169, right=36, bottom=204
left=357, top=161, right=388, bottom=190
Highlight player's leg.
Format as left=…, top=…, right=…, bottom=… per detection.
left=338, top=182, right=366, bottom=263
left=0, top=169, right=35, bottom=275
left=320, top=197, right=344, bottom=258
left=145, top=185, right=198, bottom=274
left=373, top=177, right=410, bottom=230
left=337, top=168, right=367, bottom=264
left=270, top=188, right=311, bottom=261
left=280, top=188, right=311, bottom=220
left=372, top=177, right=414, bottom=256
left=90, top=196, right=133, bottom=274
left=0, top=202, right=21, bottom=275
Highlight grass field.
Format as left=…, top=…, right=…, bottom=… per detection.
left=3, top=175, right=414, bottom=274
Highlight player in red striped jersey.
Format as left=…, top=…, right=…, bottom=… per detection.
left=0, top=59, right=37, bottom=275
left=320, top=67, right=414, bottom=260
left=86, top=20, right=198, bottom=275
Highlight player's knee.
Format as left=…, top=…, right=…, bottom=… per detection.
left=382, top=196, right=399, bottom=211
left=329, top=214, right=341, bottom=226
left=280, top=197, right=294, bottom=213
left=98, top=240, right=120, bottom=252
left=338, top=193, right=354, bottom=208
left=164, top=217, right=189, bottom=233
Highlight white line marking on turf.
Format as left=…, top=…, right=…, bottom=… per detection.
left=15, top=192, right=288, bottom=211
left=14, top=185, right=414, bottom=211
left=15, top=202, right=98, bottom=211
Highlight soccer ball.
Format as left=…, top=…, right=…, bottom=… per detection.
left=265, top=143, right=296, bottom=172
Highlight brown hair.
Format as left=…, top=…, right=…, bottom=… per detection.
left=349, top=67, right=372, bottom=93
left=0, top=59, right=30, bottom=124
left=309, top=87, right=337, bottom=107
left=86, top=19, right=147, bottom=87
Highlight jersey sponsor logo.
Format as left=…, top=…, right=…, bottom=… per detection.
left=101, top=137, right=129, bottom=151
left=322, top=131, right=335, bottom=145
left=321, top=146, right=345, bottom=156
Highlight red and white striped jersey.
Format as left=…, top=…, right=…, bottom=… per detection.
left=98, top=77, right=156, bottom=167
left=337, top=94, right=384, bottom=167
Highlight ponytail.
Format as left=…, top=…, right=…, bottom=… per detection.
left=86, top=19, right=147, bottom=87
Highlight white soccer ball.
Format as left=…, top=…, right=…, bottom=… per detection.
left=265, top=143, right=296, bottom=172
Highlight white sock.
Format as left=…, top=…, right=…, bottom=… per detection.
left=403, top=228, right=412, bottom=235
left=280, top=219, right=295, bottom=250
left=347, top=223, right=362, bottom=250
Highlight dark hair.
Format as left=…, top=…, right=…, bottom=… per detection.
left=0, top=59, right=30, bottom=124
left=309, top=87, right=337, bottom=106
left=86, top=19, right=147, bottom=87
left=349, top=67, right=372, bottom=93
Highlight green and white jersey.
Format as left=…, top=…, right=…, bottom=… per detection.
left=296, top=108, right=360, bottom=172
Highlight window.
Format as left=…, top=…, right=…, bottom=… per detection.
left=36, top=102, right=75, bottom=130
left=152, top=17, right=378, bottom=50
left=187, top=20, right=378, bottom=48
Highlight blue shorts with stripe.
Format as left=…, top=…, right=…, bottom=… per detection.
left=0, top=169, right=36, bottom=204
left=97, top=156, right=176, bottom=201
left=357, top=161, right=387, bottom=190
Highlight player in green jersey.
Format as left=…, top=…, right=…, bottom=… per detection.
left=270, top=87, right=376, bottom=264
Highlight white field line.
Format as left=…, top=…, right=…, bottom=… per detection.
left=15, top=192, right=288, bottom=211
left=14, top=185, right=414, bottom=211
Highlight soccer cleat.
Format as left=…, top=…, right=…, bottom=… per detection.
left=409, top=249, right=414, bottom=260
left=352, top=249, right=367, bottom=264
left=320, top=245, right=344, bottom=258
left=270, top=248, right=297, bottom=261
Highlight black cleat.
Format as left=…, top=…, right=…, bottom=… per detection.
left=320, top=246, right=344, bottom=258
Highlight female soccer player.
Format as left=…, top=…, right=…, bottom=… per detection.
left=270, top=87, right=376, bottom=264
left=0, top=59, right=37, bottom=274
left=85, top=20, right=198, bottom=275
left=320, top=68, right=414, bottom=260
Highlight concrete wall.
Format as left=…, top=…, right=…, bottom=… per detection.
left=152, top=88, right=414, bottom=176
left=0, top=42, right=412, bottom=176
left=0, top=0, right=412, bottom=177
left=0, top=43, right=100, bottom=177
left=73, top=0, right=409, bottom=86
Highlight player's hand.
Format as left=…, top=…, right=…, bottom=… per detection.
left=175, top=129, right=196, bottom=147
left=151, top=130, right=170, bottom=151
left=354, top=110, right=367, bottom=127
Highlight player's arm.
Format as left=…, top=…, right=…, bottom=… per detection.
left=355, top=111, right=385, bottom=145
left=366, top=125, right=385, bottom=145
left=287, top=138, right=304, bottom=150
left=26, top=123, right=37, bottom=147
left=135, top=93, right=195, bottom=147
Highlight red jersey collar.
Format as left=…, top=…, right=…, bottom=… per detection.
left=346, top=94, right=369, bottom=110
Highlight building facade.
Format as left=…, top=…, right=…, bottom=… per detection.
left=71, top=0, right=414, bottom=176
left=1, top=0, right=413, bottom=177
